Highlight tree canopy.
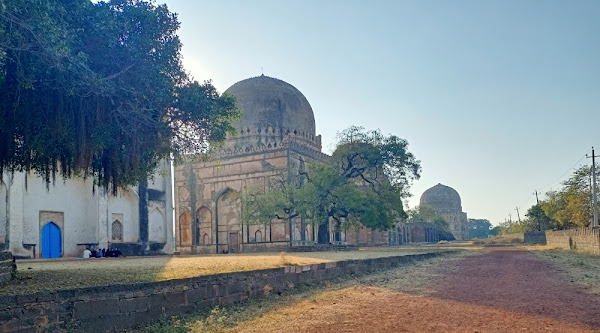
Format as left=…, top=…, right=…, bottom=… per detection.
left=407, top=205, right=453, bottom=240
left=540, top=166, right=595, bottom=229
left=241, top=127, right=421, bottom=243
left=467, top=218, right=493, bottom=239
left=0, top=0, right=239, bottom=192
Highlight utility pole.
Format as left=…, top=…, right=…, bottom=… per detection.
left=509, top=213, right=512, bottom=224
left=586, top=147, right=599, bottom=229
left=533, top=190, right=542, bottom=231
left=515, top=207, right=521, bottom=223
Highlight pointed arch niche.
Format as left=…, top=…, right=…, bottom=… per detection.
left=112, top=219, right=123, bottom=242
left=196, top=206, right=212, bottom=245
left=216, top=189, right=241, bottom=253
left=179, top=212, right=192, bottom=246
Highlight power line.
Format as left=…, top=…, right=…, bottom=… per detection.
left=538, top=153, right=587, bottom=192
left=508, top=152, right=587, bottom=224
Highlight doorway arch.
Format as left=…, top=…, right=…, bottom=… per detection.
left=41, top=222, right=61, bottom=258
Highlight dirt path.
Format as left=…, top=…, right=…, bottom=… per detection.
left=433, top=247, right=600, bottom=330
left=229, top=248, right=600, bottom=333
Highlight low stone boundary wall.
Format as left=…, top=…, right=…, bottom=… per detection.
left=0, top=252, right=15, bottom=284
left=0, top=252, right=448, bottom=332
left=289, top=244, right=359, bottom=252
left=524, top=231, right=547, bottom=244
left=545, top=228, right=600, bottom=254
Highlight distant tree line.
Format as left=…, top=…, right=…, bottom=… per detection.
left=467, top=218, right=496, bottom=239
left=496, top=165, right=598, bottom=235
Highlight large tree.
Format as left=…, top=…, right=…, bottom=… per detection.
left=540, top=166, right=595, bottom=229
left=306, top=127, right=420, bottom=242
left=0, top=0, right=239, bottom=192
left=525, top=204, right=555, bottom=231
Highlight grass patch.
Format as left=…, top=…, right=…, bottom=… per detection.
left=532, top=249, right=600, bottom=296
left=3, top=247, right=446, bottom=295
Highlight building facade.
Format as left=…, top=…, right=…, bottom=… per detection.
left=175, top=75, right=400, bottom=254
left=0, top=160, right=174, bottom=258
left=420, top=183, right=469, bottom=240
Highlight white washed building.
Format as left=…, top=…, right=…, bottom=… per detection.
left=0, top=161, right=173, bottom=258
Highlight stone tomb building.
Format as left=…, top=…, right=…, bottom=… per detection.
left=175, top=76, right=392, bottom=254
left=420, top=183, right=469, bottom=240
left=0, top=161, right=174, bottom=258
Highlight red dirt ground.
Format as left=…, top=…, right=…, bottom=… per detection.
left=233, top=248, right=600, bottom=333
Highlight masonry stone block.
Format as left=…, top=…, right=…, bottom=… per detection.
left=227, top=282, right=244, bottom=295
left=214, top=284, right=228, bottom=297
left=185, top=287, right=208, bottom=304
left=119, top=297, right=150, bottom=314
left=164, top=304, right=195, bottom=317
left=73, top=298, right=119, bottom=320
left=78, top=313, right=132, bottom=332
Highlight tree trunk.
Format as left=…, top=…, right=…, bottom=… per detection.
left=318, top=220, right=330, bottom=244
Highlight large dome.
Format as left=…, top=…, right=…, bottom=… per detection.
left=420, top=183, right=462, bottom=212
left=224, top=75, right=316, bottom=138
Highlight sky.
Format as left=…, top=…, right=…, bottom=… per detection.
left=161, top=0, right=600, bottom=225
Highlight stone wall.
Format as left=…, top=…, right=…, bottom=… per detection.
left=0, top=252, right=447, bottom=332
left=288, top=244, right=358, bottom=252
left=524, top=231, right=546, bottom=244
left=545, top=228, right=600, bottom=254
left=0, top=251, right=15, bottom=283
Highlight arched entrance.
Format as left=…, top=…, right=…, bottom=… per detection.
left=216, top=189, right=241, bottom=253
left=41, top=222, right=61, bottom=258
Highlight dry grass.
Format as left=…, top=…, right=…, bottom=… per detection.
left=532, top=249, right=600, bottom=297
left=2, top=247, right=448, bottom=295
left=471, top=234, right=524, bottom=245
left=351, top=249, right=477, bottom=295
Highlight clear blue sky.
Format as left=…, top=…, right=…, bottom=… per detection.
left=162, top=0, right=600, bottom=225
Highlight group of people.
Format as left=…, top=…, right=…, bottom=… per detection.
left=82, top=247, right=123, bottom=259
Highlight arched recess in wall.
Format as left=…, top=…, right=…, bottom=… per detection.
left=179, top=212, right=192, bottom=246
left=112, top=220, right=123, bottom=241
left=255, top=230, right=262, bottom=242
left=196, top=206, right=211, bottom=245
left=216, top=189, right=241, bottom=253
left=109, top=187, right=139, bottom=242
left=149, top=208, right=166, bottom=243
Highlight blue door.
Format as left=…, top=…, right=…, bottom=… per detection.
left=41, top=222, right=61, bottom=258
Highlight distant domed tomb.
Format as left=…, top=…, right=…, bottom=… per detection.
left=420, top=183, right=468, bottom=240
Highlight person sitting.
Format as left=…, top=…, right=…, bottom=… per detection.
left=83, top=248, right=92, bottom=259
left=91, top=249, right=97, bottom=257
left=114, top=248, right=123, bottom=257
